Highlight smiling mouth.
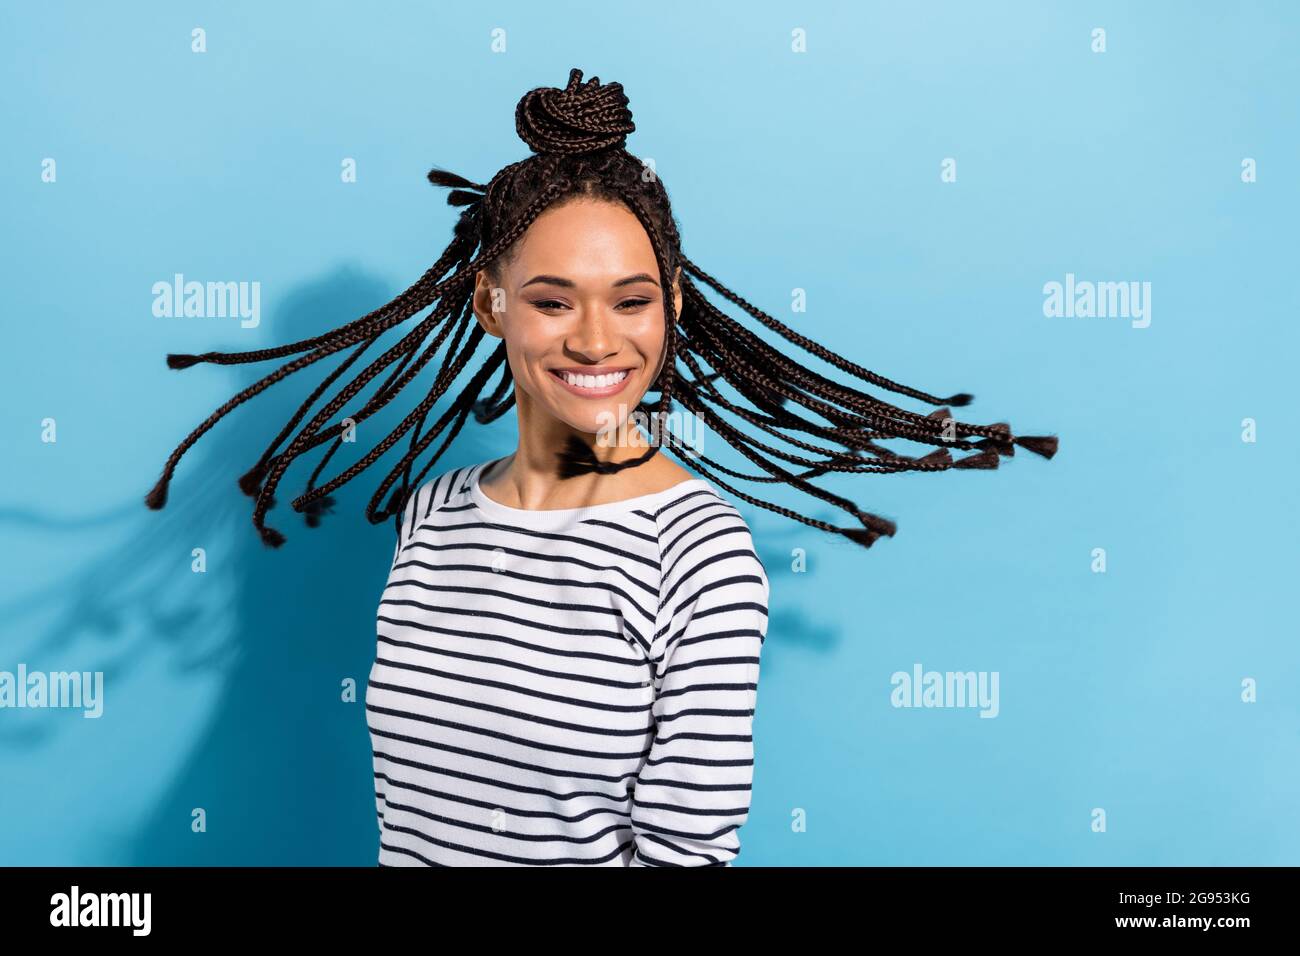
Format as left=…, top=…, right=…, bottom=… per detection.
left=548, top=367, right=634, bottom=397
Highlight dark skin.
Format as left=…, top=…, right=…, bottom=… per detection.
left=470, top=197, right=694, bottom=511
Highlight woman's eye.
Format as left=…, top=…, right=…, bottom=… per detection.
left=530, top=298, right=653, bottom=311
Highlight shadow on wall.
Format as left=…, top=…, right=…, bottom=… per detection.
left=751, top=520, right=849, bottom=660
left=0, top=265, right=500, bottom=865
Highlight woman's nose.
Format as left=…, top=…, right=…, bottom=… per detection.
left=566, top=306, right=618, bottom=359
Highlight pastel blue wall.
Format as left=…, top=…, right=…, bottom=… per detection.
left=2, top=0, right=1296, bottom=865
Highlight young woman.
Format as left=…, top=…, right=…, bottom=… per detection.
left=145, top=68, right=1057, bottom=866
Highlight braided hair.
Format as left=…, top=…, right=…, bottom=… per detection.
left=144, top=67, right=1058, bottom=551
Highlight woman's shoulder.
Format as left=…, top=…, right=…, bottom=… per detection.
left=651, top=480, right=769, bottom=646
left=394, top=459, right=490, bottom=540
left=654, top=478, right=767, bottom=585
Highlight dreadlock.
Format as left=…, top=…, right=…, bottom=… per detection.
left=144, top=67, right=1058, bottom=550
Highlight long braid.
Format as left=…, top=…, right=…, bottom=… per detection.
left=293, top=227, right=485, bottom=525
left=235, top=330, right=387, bottom=501
left=681, top=278, right=1015, bottom=448
left=165, top=235, right=469, bottom=370
left=651, top=426, right=889, bottom=546
left=283, top=324, right=490, bottom=520
left=681, top=256, right=970, bottom=408
left=666, top=354, right=950, bottom=475
left=295, top=297, right=475, bottom=527
left=667, top=341, right=959, bottom=466
left=363, top=343, right=509, bottom=523
left=288, top=302, right=480, bottom=515
left=146, top=265, right=462, bottom=511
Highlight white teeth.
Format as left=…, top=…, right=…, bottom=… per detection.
left=559, top=370, right=628, bottom=389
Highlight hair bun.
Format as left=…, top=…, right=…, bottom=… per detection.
left=515, top=67, right=635, bottom=156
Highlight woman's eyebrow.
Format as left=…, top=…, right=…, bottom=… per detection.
left=520, top=273, right=660, bottom=290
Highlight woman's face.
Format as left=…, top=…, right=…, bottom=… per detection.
left=471, top=197, right=680, bottom=439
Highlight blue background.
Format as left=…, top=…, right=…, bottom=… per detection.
left=2, top=0, right=1296, bottom=865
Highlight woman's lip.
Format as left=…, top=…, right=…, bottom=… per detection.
left=548, top=368, right=635, bottom=398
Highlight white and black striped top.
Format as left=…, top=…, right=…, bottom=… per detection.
left=366, top=457, right=769, bottom=866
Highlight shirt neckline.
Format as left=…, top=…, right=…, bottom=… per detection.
left=466, top=457, right=712, bottom=529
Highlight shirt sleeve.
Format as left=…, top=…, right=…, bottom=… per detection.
left=389, top=476, right=438, bottom=572
left=630, top=512, right=769, bottom=866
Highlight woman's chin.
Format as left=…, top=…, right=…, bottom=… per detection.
left=548, top=392, right=651, bottom=444
left=558, top=410, right=628, bottom=444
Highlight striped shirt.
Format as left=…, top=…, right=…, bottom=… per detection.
left=366, top=457, right=769, bottom=866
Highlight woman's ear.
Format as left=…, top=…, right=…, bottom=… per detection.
left=471, top=269, right=505, bottom=338
left=672, top=265, right=683, bottom=319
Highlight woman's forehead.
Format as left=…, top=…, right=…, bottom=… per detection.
left=509, top=200, right=657, bottom=281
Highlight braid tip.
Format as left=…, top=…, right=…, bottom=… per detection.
left=166, top=353, right=204, bottom=370
left=238, top=461, right=270, bottom=497
left=427, top=167, right=486, bottom=191
left=861, top=513, right=897, bottom=537
left=912, top=448, right=952, bottom=467
left=144, top=477, right=169, bottom=510
left=943, top=393, right=974, bottom=407
left=302, top=494, right=337, bottom=528
left=258, top=524, right=286, bottom=548
left=1013, top=434, right=1059, bottom=459
left=974, top=437, right=1015, bottom=458
left=953, top=449, right=1000, bottom=470
left=840, top=527, right=883, bottom=549
left=975, top=423, right=1015, bottom=457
